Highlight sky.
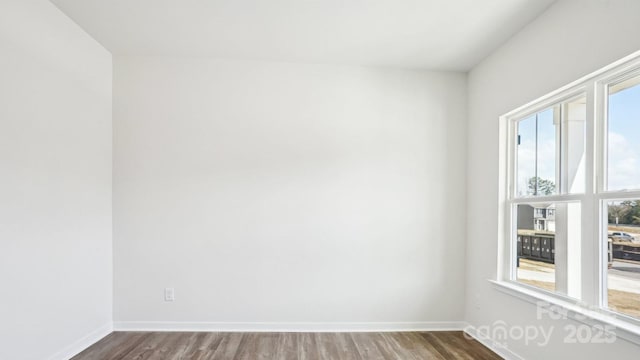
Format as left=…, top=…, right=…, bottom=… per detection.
left=517, top=108, right=555, bottom=196
left=516, top=79, right=640, bottom=196
left=608, top=82, right=640, bottom=191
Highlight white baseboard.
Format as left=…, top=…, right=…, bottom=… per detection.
left=113, top=321, right=466, bottom=333
left=47, top=322, right=113, bottom=360
left=463, top=324, right=523, bottom=360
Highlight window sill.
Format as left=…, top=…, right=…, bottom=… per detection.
left=489, top=279, right=640, bottom=346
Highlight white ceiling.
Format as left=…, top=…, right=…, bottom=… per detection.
left=51, top=0, right=555, bottom=71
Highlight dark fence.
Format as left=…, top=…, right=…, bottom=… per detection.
left=517, top=234, right=554, bottom=263
left=517, top=232, right=640, bottom=263
left=612, top=242, right=640, bottom=262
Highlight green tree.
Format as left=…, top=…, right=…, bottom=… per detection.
left=527, top=177, right=556, bottom=196
left=622, top=200, right=640, bottom=225
left=608, top=203, right=630, bottom=224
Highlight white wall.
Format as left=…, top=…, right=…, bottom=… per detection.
left=466, top=0, right=640, bottom=358
left=0, top=1, right=112, bottom=359
left=113, top=56, right=467, bottom=328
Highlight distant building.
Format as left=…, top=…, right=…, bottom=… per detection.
left=517, top=204, right=555, bottom=232
left=517, top=205, right=534, bottom=230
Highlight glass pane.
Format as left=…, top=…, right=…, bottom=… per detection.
left=563, top=97, right=586, bottom=194
left=516, top=108, right=557, bottom=197
left=515, top=202, right=581, bottom=298
left=605, top=200, right=640, bottom=319
left=517, top=115, right=536, bottom=197
left=607, top=75, right=640, bottom=191
left=516, top=204, right=556, bottom=292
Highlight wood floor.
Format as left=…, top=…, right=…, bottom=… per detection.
left=72, top=331, right=501, bottom=360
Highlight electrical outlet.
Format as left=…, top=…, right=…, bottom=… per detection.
left=165, top=287, right=175, bottom=302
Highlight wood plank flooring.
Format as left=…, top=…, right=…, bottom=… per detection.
left=72, top=331, right=501, bottom=360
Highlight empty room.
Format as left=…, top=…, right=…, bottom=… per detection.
left=3, top=0, right=640, bottom=359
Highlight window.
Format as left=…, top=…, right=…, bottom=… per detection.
left=509, top=94, right=585, bottom=299
left=607, top=76, right=640, bottom=191
left=500, top=52, right=640, bottom=331
left=605, top=200, right=640, bottom=319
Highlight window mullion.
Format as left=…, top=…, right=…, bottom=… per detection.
left=581, top=82, right=598, bottom=306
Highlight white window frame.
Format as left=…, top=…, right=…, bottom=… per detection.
left=496, top=50, right=640, bottom=344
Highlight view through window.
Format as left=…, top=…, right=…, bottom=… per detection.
left=603, top=76, right=640, bottom=319
left=504, top=59, right=640, bottom=324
